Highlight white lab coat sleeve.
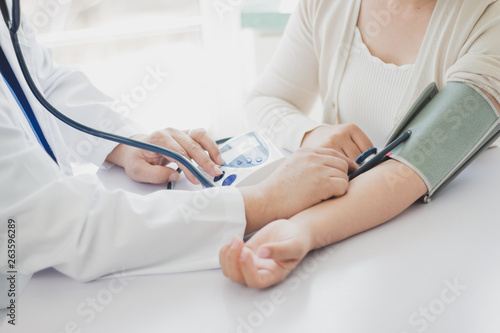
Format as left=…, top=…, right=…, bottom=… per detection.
left=245, top=0, right=323, bottom=152
left=0, top=99, right=246, bottom=283
left=17, top=20, right=143, bottom=168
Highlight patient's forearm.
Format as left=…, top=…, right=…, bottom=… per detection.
left=294, top=88, right=499, bottom=250
left=292, top=160, right=428, bottom=250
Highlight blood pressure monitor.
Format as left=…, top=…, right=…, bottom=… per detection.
left=200, top=132, right=285, bottom=187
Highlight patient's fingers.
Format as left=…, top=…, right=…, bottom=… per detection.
left=350, top=127, right=374, bottom=156
left=239, top=248, right=282, bottom=289
left=340, top=140, right=365, bottom=163
left=220, top=236, right=245, bottom=284
left=219, top=244, right=230, bottom=275
left=257, top=240, right=305, bottom=261
left=314, top=147, right=358, bottom=172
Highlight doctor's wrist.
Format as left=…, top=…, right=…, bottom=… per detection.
left=105, top=143, right=128, bottom=167
left=105, top=134, right=146, bottom=167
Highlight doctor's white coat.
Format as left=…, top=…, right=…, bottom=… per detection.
left=0, top=15, right=246, bottom=304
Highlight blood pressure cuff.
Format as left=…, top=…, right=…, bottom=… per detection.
left=386, top=82, right=500, bottom=202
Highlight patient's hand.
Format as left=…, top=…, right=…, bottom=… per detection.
left=220, top=220, right=310, bottom=289
left=301, top=123, right=373, bottom=161
left=239, top=147, right=356, bottom=234
left=266, top=147, right=357, bottom=209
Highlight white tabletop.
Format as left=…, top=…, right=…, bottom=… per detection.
left=2, top=148, right=500, bottom=333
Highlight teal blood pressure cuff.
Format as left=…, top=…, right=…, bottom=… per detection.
left=386, top=82, right=500, bottom=202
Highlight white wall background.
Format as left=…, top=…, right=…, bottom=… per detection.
left=22, top=0, right=299, bottom=140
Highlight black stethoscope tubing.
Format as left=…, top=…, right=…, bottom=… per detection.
left=2, top=0, right=214, bottom=188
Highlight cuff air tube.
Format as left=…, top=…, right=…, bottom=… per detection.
left=386, top=82, right=500, bottom=203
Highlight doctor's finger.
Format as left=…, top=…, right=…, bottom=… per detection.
left=147, top=130, right=191, bottom=160
left=149, top=131, right=206, bottom=185
left=155, top=137, right=200, bottom=185
left=187, top=128, right=223, bottom=166
left=147, top=132, right=192, bottom=166
left=172, top=130, right=222, bottom=178
left=126, top=159, right=180, bottom=184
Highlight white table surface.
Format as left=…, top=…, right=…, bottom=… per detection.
left=2, top=148, right=500, bottom=333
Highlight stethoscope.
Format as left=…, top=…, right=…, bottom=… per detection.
left=1, top=0, right=411, bottom=186
left=1, top=0, right=216, bottom=188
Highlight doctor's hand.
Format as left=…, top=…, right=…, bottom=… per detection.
left=301, top=124, right=373, bottom=161
left=220, top=219, right=310, bottom=289
left=106, top=128, right=223, bottom=184
left=239, top=147, right=356, bottom=234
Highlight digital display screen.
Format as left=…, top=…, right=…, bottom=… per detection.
left=220, top=134, right=261, bottom=163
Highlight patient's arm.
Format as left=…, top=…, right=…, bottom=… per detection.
left=295, top=159, right=427, bottom=249
left=220, top=160, right=426, bottom=288
left=220, top=90, right=500, bottom=289
left=483, top=90, right=500, bottom=114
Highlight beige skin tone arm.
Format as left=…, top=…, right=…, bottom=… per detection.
left=300, top=92, right=500, bottom=250
left=219, top=159, right=426, bottom=288
left=237, top=146, right=356, bottom=235
left=220, top=0, right=500, bottom=288
left=107, top=128, right=357, bottom=236
left=300, top=0, right=500, bottom=248
left=220, top=93, right=500, bottom=289
left=296, top=160, right=427, bottom=250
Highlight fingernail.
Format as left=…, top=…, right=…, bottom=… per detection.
left=258, top=248, right=271, bottom=259
left=168, top=173, right=180, bottom=182
left=240, top=249, right=249, bottom=261
left=230, top=236, right=240, bottom=249
left=217, top=155, right=224, bottom=165
left=214, top=165, right=223, bottom=176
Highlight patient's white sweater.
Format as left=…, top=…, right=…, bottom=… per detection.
left=245, top=0, right=500, bottom=152
left=338, top=27, right=413, bottom=148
